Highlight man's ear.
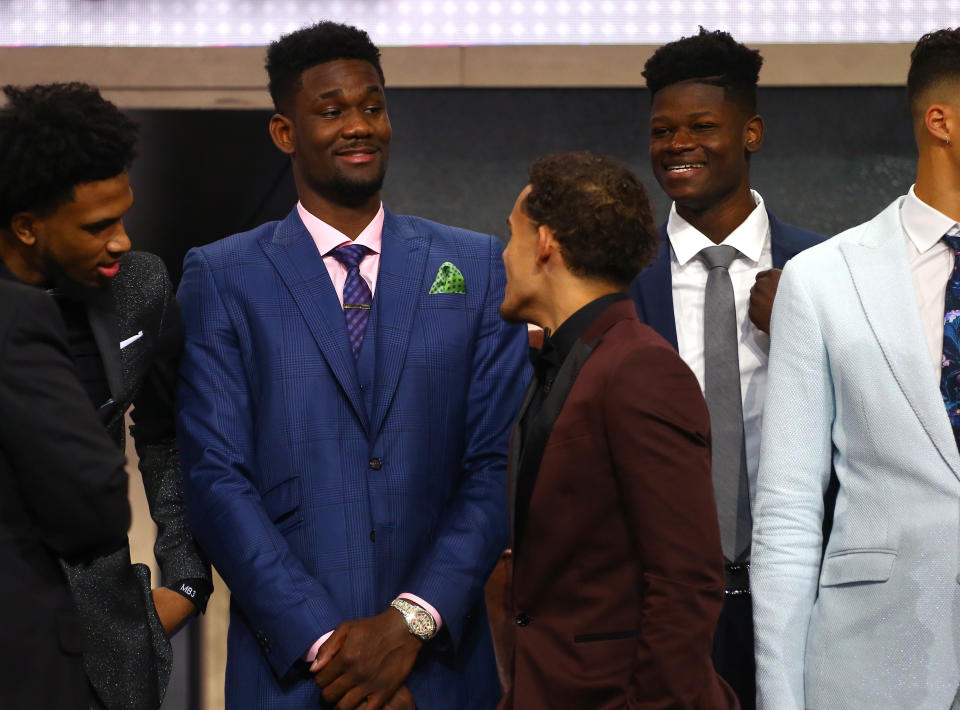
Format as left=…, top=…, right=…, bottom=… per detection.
left=925, top=103, right=951, bottom=145
left=744, top=114, right=765, bottom=154
left=268, top=113, right=296, bottom=155
left=9, top=212, right=38, bottom=246
left=536, top=224, right=558, bottom=266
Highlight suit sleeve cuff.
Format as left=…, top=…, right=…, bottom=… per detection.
left=398, top=593, right=443, bottom=631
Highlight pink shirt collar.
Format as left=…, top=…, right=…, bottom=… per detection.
left=296, top=201, right=385, bottom=255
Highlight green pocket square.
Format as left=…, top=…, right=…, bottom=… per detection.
left=428, top=262, right=466, bottom=294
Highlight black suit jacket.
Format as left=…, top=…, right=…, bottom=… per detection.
left=27, top=251, right=211, bottom=710
left=0, top=280, right=130, bottom=710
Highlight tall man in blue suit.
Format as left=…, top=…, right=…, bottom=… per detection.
left=628, top=29, right=825, bottom=710
left=175, top=21, right=529, bottom=710
left=753, top=28, right=960, bottom=709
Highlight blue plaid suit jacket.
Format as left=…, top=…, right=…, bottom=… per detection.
left=175, top=207, right=529, bottom=709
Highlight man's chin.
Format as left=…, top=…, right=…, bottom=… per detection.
left=328, top=173, right=386, bottom=205
left=498, top=301, right=527, bottom=325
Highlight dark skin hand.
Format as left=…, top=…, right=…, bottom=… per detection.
left=152, top=587, right=198, bottom=638
left=311, top=608, right=422, bottom=710
left=748, top=268, right=783, bottom=334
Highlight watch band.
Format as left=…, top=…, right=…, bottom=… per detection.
left=390, top=597, right=438, bottom=641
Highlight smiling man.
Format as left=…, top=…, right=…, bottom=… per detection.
left=627, top=29, right=826, bottom=710
left=0, top=82, right=211, bottom=710
left=175, top=21, right=528, bottom=710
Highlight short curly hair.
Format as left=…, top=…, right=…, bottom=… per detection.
left=267, top=21, right=384, bottom=115
left=642, top=27, right=763, bottom=113
left=908, top=27, right=960, bottom=118
left=0, top=82, right=137, bottom=228
left=522, top=152, right=657, bottom=288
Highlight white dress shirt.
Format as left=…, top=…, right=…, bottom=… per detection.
left=899, top=185, right=960, bottom=375
left=668, top=189, right=772, bottom=491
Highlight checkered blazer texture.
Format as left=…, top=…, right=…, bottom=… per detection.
left=175, top=207, right=530, bottom=710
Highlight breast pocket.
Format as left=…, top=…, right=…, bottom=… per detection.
left=421, top=293, right=467, bottom=310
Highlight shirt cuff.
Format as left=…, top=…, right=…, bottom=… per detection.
left=397, top=593, right=443, bottom=631
left=303, top=630, right=334, bottom=662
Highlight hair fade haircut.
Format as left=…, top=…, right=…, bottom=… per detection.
left=642, top=27, right=763, bottom=113
left=907, top=27, right=960, bottom=118
left=522, top=151, right=657, bottom=288
left=266, top=21, right=384, bottom=115
left=0, top=82, right=138, bottom=228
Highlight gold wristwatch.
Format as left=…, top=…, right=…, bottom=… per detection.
left=390, top=598, right=438, bottom=641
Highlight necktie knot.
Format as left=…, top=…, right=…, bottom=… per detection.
left=330, top=243, right=368, bottom=269
left=700, top=244, right=739, bottom=270
left=943, top=231, right=960, bottom=254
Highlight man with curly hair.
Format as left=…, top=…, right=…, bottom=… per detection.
left=498, top=151, right=737, bottom=709
left=628, top=29, right=826, bottom=708
left=175, top=20, right=528, bottom=710
left=752, top=27, right=960, bottom=709
left=0, top=82, right=211, bottom=710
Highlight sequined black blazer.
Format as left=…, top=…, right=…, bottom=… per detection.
left=62, top=251, right=211, bottom=710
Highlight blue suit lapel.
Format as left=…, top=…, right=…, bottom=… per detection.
left=769, top=210, right=815, bottom=268
left=633, top=227, right=678, bottom=349
left=370, top=209, right=430, bottom=438
left=259, top=208, right=369, bottom=434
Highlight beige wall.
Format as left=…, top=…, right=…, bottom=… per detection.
left=1, top=43, right=912, bottom=109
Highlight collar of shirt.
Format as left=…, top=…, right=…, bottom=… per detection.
left=900, top=184, right=960, bottom=251
left=296, top=201, right=385, bottom=255
left=666, top=189, right=769, bottom=266
left=533, top=292, right=628, bottom=378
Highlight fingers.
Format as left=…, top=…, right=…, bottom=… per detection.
left=312, top=625, right=349, bottom=672
left=333, top=685, right=370, bottom=710
left=314, top=650, right=347, bottom=688
left=383, top=686, right=416, bottom=710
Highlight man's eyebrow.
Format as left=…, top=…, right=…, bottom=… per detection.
left=317, top=85, right=384, bottom=100
left=82, top=216, right=121, bottom=233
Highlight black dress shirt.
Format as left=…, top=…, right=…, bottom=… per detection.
left=515, top=292, right=628, bottom=531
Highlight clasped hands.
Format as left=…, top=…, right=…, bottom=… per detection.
left=310, top=608, right=421, bottom=710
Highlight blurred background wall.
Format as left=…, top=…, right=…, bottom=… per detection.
left=2, top=1, right=953, bottom=708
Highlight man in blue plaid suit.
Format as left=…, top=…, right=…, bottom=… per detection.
left=175, top=21, right=529, bottom=710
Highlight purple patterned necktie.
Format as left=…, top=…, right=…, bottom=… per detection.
left=941, top=231, right=960, bottom=444
left=330, top=243, right=372, bottom=358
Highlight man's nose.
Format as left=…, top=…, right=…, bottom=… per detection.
left=342, top=110, right=374, bottom=138
left=669, top=127, right=696, bottom=151
left=107, top=224, right=131, bottom=255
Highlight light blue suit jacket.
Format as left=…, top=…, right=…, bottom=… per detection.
left=175, top=207, right=529, bottom=709
left=753, top=198, right=960, bottom=709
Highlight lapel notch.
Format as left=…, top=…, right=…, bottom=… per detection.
left=259, top=209, right=370, bottom=434
left=368, top=211, right=430, bottom=438
left=635, top=233, right=678, bottom=350
left=841, top=202, right=960, bottom=480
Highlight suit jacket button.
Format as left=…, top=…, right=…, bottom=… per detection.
left=515, top=613, right=531, bottom=626
left=369, top=458, right=382, bottom=470
left=369, top=529, right=376, bottom=542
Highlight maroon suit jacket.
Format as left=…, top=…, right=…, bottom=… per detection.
left=501, top=300, right=738, bottom=710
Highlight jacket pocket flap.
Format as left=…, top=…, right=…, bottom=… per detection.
left=821, top=549, right=896, bottom=586
left=261, top=477, right=301, bottom=523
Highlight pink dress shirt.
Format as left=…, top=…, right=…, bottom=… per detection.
left=295, top=202, right=443, bottom=661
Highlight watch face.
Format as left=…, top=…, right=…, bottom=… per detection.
left=411, top=609, right=436, bottom=638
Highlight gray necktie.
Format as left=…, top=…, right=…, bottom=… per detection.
left=701, top=244, right=751, bottom=562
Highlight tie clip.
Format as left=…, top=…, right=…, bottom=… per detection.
left=343, top=303, right=371, bottom=310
